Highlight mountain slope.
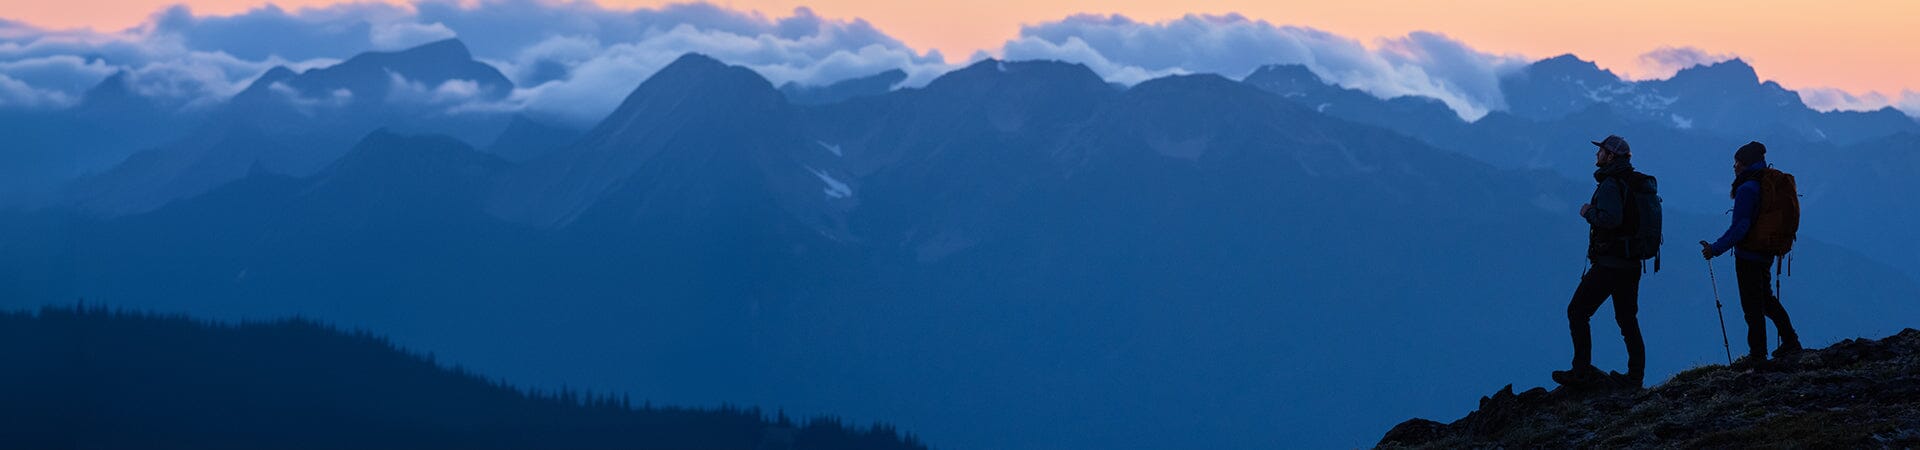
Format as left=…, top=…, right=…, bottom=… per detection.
left=780, top=69, right=907, bottom=105
left=484, top=114, right=583, bottom=162
left=1240, top=64, right=1466, bottom=143
left=489, top=53, right=841, bottom=236
left=1378, top=328, right=1920, bottom=448
left=68, top=39, right=515, bottom=215
left=0, top=305, right=923, bottom=450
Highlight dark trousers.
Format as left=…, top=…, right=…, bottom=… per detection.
left=1568, top=265, right=1645, bottom=376
left=1736, top=257, right=1799, bottom=357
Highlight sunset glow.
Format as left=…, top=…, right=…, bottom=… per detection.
left=5, top=0, right=1917, bottom=97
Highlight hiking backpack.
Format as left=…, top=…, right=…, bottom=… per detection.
left=1740, top=167, right=1800, bottom=255
left=1615, top=172, right=1664, bottom=269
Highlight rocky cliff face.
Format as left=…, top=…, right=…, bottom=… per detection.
left=1380, top=329, right=1920, bottom=448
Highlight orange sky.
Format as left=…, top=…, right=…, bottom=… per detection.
left=5, top=0, right=1916, bottom=95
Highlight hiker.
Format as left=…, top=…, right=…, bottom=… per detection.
left=1701, top=141, right=1802, bottom=366
left=1555, top=135, right=1661, bottom=389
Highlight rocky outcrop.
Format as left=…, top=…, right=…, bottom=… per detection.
left=1380, top=329, right=1920, bottom=448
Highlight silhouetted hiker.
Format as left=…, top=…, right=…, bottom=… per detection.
left=1554, top=135, right=1662, bottom=389
left=1701, top=141, right=1802, bottom=367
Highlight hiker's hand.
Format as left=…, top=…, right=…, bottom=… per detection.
left=1699, top=241, right=1715, bottom=260
left=1580, top=203, right=1592, bottom=217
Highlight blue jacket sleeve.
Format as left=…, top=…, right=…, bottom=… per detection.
left=1710, top=181, right=1761, bottom=255
left=1584, top=178, right=1625, bottom=229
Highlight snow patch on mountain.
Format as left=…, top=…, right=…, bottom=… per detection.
left=807, top=166, right=853, bottom=199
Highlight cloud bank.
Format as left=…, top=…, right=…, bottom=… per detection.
left=1796, top=87, right=1920, bottom=118
left=1000, top=13, right=1528, bottom=120
left=0, top=0, right=951, bottom=124
left=1, top=2, right=1914, bottom=122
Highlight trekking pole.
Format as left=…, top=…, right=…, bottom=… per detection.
left=1702, top=241, right=1734, bottom=365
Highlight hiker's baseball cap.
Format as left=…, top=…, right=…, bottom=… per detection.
left=1591, top=135, right=1631, bottom=156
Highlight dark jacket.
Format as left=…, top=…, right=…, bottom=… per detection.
left=1708, top=161, right=1772, bottom=261
left=1584, top=157, right=1639, bottom=269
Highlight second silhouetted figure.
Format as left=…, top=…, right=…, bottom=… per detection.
left=1701, top=141, right=1802, bottom=368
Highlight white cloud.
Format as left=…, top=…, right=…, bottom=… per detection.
left=1000, top=35, right=1184, bottom=84
left=1636, top=46, right=1735, bottom=80
left=0, top=0, right=949, bottom=122
left=385, top=71, right=486, bottom=108
left=0, top=55, right=118, bottom=93
left=267, top=81, right=353, bottom=115
left=469, top=15, right=952, bottom=125
left=1796, top=87, right=1920, bottom=120
left=0, top=72, right=76, bottom=108
left=1798, top=87, right=1892, bottom=112
left=370, top=22, right=458, bottom=51
left=999, top=13, right=1526, bottom=120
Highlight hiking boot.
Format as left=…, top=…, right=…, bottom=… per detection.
left=1552, top=365, right=1606, bottom=387
left=1620, top=372, right=1645, bottom=389
left=1772, top=340, right=1804, bottom=359
left=1730, top=354, right=1768, bottom=370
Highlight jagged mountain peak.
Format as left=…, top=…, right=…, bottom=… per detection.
left=311, top=129, right=505, bottom=197
left=488, top=52, right=824, bottom=230
left=387, top=38, right=474, bottom=61
left=1125, top=73, right=1294, bottom=109
left=233, top=38, right=511, bottom=106
left=1667, top=58, right=1759, bottom=86
left=74, top=70, right=157, bottom=115
left=1535, top=53, right=1598, bottom=69
left=922, top=58, right=1111, bottom=94
left=1523, top=54, right=1621, bottom=81
left=586, top=52, right=787, bottom=141
left=779, top=69, right=908, bottom=105
left=79, top=71, right=133, bottom=100
left=331, top=129, right=492, bottom=168
left=1241, top=64, right=1330, bottom=94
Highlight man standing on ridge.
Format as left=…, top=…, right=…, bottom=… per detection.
left=1555, top=135, right=1661, bottom=389
left=1701, top=141, right=1803, bottom=367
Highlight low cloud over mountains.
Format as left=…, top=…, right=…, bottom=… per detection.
left=1002, top=13, right=1526, bottom=120
left=0, top=0, right=949, bottom=124
left=2, top=0, right=1917, bottom=124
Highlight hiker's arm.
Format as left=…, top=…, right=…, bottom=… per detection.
left=1708, top=181, right=1760, bottom=255
left=1583, top=180, right=1624, bottom=229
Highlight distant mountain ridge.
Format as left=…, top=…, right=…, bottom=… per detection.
left=1496, top=55, right=1918, bottom=143
left=781, top=69, right=908, bottom=105
left=65, top=38, right=518, bottom=215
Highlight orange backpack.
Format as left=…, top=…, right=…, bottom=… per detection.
left=1739, top=168, right=1799, bottom=255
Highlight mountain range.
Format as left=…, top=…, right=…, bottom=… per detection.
left=1, top=39, right=1917, bottom=449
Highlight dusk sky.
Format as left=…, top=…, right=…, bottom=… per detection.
left=3, top=0, right=1916, bottom=117
left=9, top=0, right=1917, bottom=92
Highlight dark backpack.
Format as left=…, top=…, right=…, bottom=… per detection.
left=1614, top=172, right=1663, bottom=269
left=1740, top=167, right=1800, bottom=255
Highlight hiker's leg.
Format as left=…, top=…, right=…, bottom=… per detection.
left=1761, top=259, right=1801, bottom=345
left=1735, top=257, right=1770, bottom=357
left=1610, top=267, right=1645, bottom=377
left=1567, top=268, right=1610, bottom=369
